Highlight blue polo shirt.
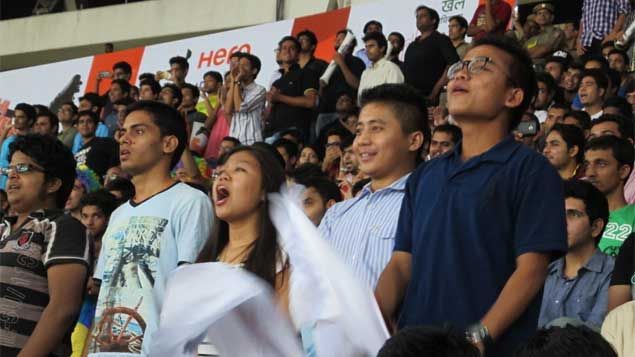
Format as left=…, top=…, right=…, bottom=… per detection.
left=395, top=135, right=567, bottom=356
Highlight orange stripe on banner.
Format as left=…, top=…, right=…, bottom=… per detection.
left=85, top=47, right=146, bottom=95
left=292, top=7, right=351, bottom=64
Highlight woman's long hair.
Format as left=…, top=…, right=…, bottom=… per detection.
left=197, top=145, right=286, bottom=288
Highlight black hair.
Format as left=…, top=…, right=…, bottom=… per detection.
left=126, top=100, right=188, bottom=169
left=352, top=178, right=371, bottom=196
left=110, top=78, right=132, bottom=95
left=363, top=31, right=389, bottom=55
left=602, top=41, right=616, bottom=50
left=548, top=124, right=586, bottom=164
left=79, top=92, right=103, bottom=111
left=288, top=163, right=325, bottom=182
left=449, top=15, right=468, bottom=29
left=139, top=79, right=162, bottom=95
left=608, top=49, right=630, bottom=68
left=564, top=110, right=592, bottom=131
left=181, top=83, right=201, bottom=99
left=242, top=53, right=262, bottom=78
left=359, top=84, right=430, bottom=159
left=279, top=128, right=304, bottom=145
left=36, top=110, right=59, bottom=132
left=197, top=145, right=287, bottom=289
left=336, top=29, right=358, bottom=49
left=341, top=135, right=355, bottom=150
left=297, top=176, right=342, bottom=204
left=104, top=177, right=135, bottom=203
left=363, top=19, right=383, bottom=34
left=603, top=96, right=633, bottom=119
left=80, top=189, right=119, bottom=218
left=536, top=72, right=558, bottom=95
left=470, top=35, right=537, bottom=130
left=585, top=135, right=635, bottom=180
left=229, top=51, right=246, bottom=60
left=297, top=29, right=318, bottom=47
left=278, top=35, right=301, bottom=51
left=388, top=32, right=405, bottom=48
left=9, top=134, right=76, bottom=208
left=203, top=70, right=223, bottom=84
left=415, top=5, right=440, bottom=30
left=33, top=104, right=49, bottom=116
left=161, top=84, right=183, bottom=108
left=112, top=97, right=135, bottom=107
left=112, top=61, right=132, bottom=75
left=273, top=138, right=299, bottom=160
left=61, top=101, right=78, bottom=115
left=591, top=114, right=634, bottom=140
left=514, top=325, right=617, bottom=357
left=583, top=54, right=610, bottom=73
left=169, top=56, right=189, bottom=70
left=251, top=142, right=286, bottom=169
left=299, top=144, right=324, bottom=161
left=138, top=72, right=155, bottom=82
left=433, top=124, right=463, bottom=144
left=378, top=326, right=480, bottom=357
left=221, top=136, right=241, bottom=146
left=14, top=103, right=36, bottom=123
left=77, top=110, right=100, bottom=126
left=563, top=179, right=609, bottom=243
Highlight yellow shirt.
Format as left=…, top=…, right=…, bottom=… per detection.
left=195, top=94, right=220, bottom=116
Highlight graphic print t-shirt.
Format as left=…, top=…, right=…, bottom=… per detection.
left=88, top=183, right=212, bottom=356
left=599, top=204, right=635, bottom=257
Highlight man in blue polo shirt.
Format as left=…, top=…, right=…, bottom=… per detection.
left=375, top=36, right=568, bottom=356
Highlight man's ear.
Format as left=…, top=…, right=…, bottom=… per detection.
left=46, top=177, right=62, bottom=195
left=505, top=88, right=524, bottom=111
left=162, top=135, right=180, bottom=156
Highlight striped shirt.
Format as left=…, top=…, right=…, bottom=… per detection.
left=581, top=0, right=631, bottom=46
left=318, top=174, right=410, bottom=289
left=0, top=210, right=90, bottom=357
left=229, top=82, right=266, bottom=145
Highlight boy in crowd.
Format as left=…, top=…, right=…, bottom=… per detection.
left=298, top=176, right=342, bottom=226
left=0, top=135, right=90, bottom=357
left=539, top=179, right=613, bottom=329
left=542, top=124, right=586, bottom=180
left=428, top=124, right=462, bottom=160
left=376, top=36, right=567, bottom=356
left=585, top=135, right=635, bottom=257
left=88, top=101, right=212, bottom=356
left=319, top=84, right=429, bottom=290
left=579, top=69, right=609, bottom=120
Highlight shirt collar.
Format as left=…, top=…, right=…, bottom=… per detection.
left=549, top=249, right=608, bottom=275
left=448, top=135, right=520, bottom=165
left=369, top=58, right=387, bottom=69
left=359, top=172, right=411, bottom=198
left=279, top=62, right=301, bottom=74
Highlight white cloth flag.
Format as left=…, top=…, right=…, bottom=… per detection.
left=150, top=263, right=303, bottom=357
left=269, top=185, right=389, bottom=356
left=150, top=185, right=389, bottom=356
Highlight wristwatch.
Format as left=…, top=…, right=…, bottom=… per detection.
left=465, top=323, right=493, bottom=347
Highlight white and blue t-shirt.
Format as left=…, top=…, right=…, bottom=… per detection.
left=88, top=182, right=212, bottom=356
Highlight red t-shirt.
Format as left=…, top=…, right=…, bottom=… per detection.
left=469, top=1, right=512, bottom=40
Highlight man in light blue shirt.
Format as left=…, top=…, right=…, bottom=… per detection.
left=539, top=179, right=615, bottom=329
left=72, top=93, right=110, bottom=154
left=319, top=84, right=429, bottom=289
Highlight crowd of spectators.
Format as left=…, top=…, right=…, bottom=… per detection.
left=1, top=0, right=635, bottom=356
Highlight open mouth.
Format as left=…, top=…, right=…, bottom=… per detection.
left=215, top=186, right=230, bottom=206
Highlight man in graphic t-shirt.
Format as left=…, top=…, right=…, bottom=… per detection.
left=585, top=135, right=635, bottom=257
left=88, top=101, right=212, bottom=356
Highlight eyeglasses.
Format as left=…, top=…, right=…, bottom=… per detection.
left=1, top=163, right=46, bottom=176
left=447, top=56, right=515, bottom=85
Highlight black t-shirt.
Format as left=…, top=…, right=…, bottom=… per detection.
left=74, top=137, right=120, bottom=178
left=304, top=57, right=329, bottom=78
left=320, top=54, right=365, bottom=113
left=268, top=63, right=319, bottom=137
left=611, top=233, right=635, bottom=287
left=403, top=31, right=459, bottom=96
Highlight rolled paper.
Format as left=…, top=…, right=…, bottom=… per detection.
left=320, top=31, right=356, bottom=85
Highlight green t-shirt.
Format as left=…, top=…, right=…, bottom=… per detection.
left=599, top=204, right=635, bottom=257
